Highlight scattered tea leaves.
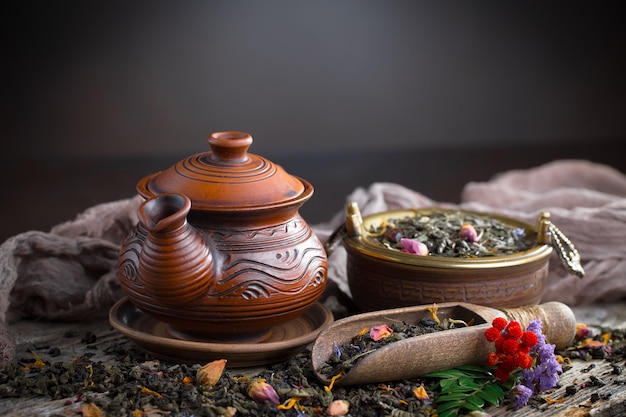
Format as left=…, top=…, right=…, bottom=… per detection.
left=1, top=324, right=624, bottom=416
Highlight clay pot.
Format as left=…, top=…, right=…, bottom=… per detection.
left=118, top=131, right=328, bottom=341
left=341, top=202, right=582, bottom=311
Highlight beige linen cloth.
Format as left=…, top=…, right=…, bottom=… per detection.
left=1, top=159, right=625, bottom=367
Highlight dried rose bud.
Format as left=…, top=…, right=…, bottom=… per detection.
left=248, top=379, right=280, bottom=405
left=327, top=399, right=350, bottom=416
left=459, top=223, right=478, bottom=242
left=370, top=324, right=393, bottom=341
left=576, top=323, right=591, bottom=339
left=196, top=359, right=227, bottom=386
left=399, top=238, right=429, bottom=256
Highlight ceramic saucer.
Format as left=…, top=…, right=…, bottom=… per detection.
left=109, top=297, right=334, bottom=367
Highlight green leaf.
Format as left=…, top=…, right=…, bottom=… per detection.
left=444, top=385, right=480, bottom=394
left=439, top=378, right=458, bottom=392
left=458, top=376, right=480, bottom=388
left=426, top=365, right=494, bottom=379
left=460, top=400, right=483, bottom=412
left=478, top=383, right=504, bottom=406
left=424, top=368, right=470, bottom=378
left=455, top=364, right=492, bottom=373
left=437, top=407, right=459, bottom=417
left=497, top=377, right=517, bottom=391
left=427, top=366, right=501, bottom=417
left=464, top=393, right=485, bottom=409
left=477, top=390, right=499, bottom=407
left=436, top=401, right=462, bottom=413
left=437, top=392, right=472, bottom=402
left=486, top=382, right=505, bottom=397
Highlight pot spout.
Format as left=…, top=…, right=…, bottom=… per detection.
left=137, top=193, right=214, bottom=307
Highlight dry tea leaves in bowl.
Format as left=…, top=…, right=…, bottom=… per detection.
left=369, top=210, right=535, bottom=258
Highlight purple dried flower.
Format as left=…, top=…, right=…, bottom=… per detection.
left=513, top=384, right=533, bottom=409
left=333, top=341, right=342, bottom=360
left=518, top=318, right=563, bottom=402
left=526, top=319, right=546, bottom=345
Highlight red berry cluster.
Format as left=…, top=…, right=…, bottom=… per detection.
left=484, top=317, right=539, bottom=382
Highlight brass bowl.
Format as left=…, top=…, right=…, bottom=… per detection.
left=341, top=202, right=578, bottom=311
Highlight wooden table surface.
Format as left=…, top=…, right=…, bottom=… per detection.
left=1, top=302, right=624, bottom=416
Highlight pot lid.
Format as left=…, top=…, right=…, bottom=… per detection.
left=136, top=131, right=310, bottom=211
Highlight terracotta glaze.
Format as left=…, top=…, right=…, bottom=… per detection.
left=117, top=132, right=328, bottom=341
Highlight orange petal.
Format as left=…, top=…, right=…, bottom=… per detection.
left=413, top=384, right=430, bottom=400
left=582, top=338, right=605, bottom=348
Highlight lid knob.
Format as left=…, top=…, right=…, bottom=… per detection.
left=208, top=131, right=253, bottom=163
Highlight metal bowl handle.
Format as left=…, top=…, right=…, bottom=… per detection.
left=323, top=202, right=363, bottom=257
left=537, top=211, right=585, bottom=278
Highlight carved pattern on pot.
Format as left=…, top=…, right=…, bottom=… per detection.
left=210, top=218, right=308, bottom=249
left=118, top=223, right=147, bottom=284
left=212, top=245, right=327, bottom=300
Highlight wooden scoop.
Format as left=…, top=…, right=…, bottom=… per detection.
left=311, top=301, right=576, bottom=386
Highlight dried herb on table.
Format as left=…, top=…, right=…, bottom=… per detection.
left=0, top=339, right=439, bottom=417
left=1, top=323, right=625, bottom=416
left=369, top=211, right=535, bottom=258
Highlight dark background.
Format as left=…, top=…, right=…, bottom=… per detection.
left=2, top=1, right=625, bottom=242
